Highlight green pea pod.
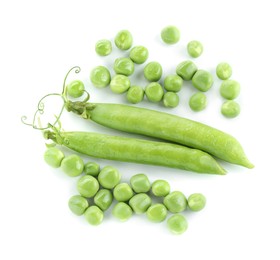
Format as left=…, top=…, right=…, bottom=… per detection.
left=66, top=101, right=253, bottom=169
left=44, top=130, right=226, bottom=175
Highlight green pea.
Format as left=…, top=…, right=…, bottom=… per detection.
left=192, top=70, right=214, bottom=92
left=113, top=183, right=134, bottom=202
left=189, top=92, right=207, bottom=112
left=221, top=100, right=240, bottom=118
left=90, top=66, right=111, bottom=88
left=93, top=189, right=113, bottom=211
left=114, top=30, right=133, bottom=50
left=44, top=147, right=64, bottom=168
left=110, top=75, right=131, bottom=94
left=112, top=202, right=133, bottom=221
left=176, top=60, right=198, bottom=81
left=77, top=175, right=99, bottom=198
left=114, top=57, right=134, bottom=76
left=129, top=193, right=152, bottom=214
left=84, top=206, right=104, bottom=226
left=95, top=39, right=112, bottom=56
left=146, top=203, right=167, bottom=223
left=188, top=193, right=206, bottom=211
left=144, top=62, right=162, bottom=82
left=129, top=46, right=149, bottom=64
left=84, top=162, right=100, bottom=177
left=167, top=214, right=188, bottom=235
left=163, top=92, right=179, bottom=108
left=164, top=75, right=183, bottom=92
left=216, top=62, right=232, bottom=80
left=67, top=80, right=85, bottom=98
left=61, top=154, right=84, bottom=177
left=161, top=25, right=180, bottom=44
left=151, top=180, right=170, bottom=197
left=187, top=40, right=203, bottom=58
left=68, top=195, right=89, bottom=216
left=126, top=85, right=144, bottom=104
left=220, top=79, right=240, bottom=100
left=98, top=166, right=121, bottom=189
left=163, top=191, right=187, bottom=213
left=145, top=82, right=164, bottom=102
left=130, top=173, right=151, bottom=193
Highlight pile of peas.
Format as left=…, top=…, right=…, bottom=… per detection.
left=44, top=146, right=206, bottom=235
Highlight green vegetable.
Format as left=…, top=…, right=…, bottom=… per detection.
left=67, top=80, right=85, bottom=98
left=114, top=30, right=133, bottom=50
left=216, top=62, right=232, bottom=80
left=44, top=147, right=64, bottom=168
left=84, top=162, right=100, bottom=176
left=164, top=75, right=183, bottom=92
left=97, top=166, right=121, bottom=189
left=188, top=193, right=206, bottom=211
left=161, top=25, right=180, bottom=44
left=110, top=75, right=131, bottom=94
left=192, top=70, right=214, bottom=92
left=130, top=173, right=151, bottom=193
left=129, top=46, right=149, bottom=64
left=95, top=39, right=112, bottom=56
left=77, top=175, right=99, bottom=198
left=90, top=66, right=111, bottom=88
left=146, top=203, right=167, bottom=223
left=112, top=202, right=133, bottom=221
left=144, top=62, right=162, bottom=82
left=189, top=92, right=207, bottom=111
left=61, top=154, right=84, bottom=177
left=68, top=195, right=89, bottom=216
left=114, top=57, right=134, bottom=76
left=221, top=100, right=240, bottom=118
left=113, top=183, right=134, bottom=202
left=176, top=60, right=198, bottom=81
left=187, top=40, right=203, bottom=58
left=84, top=205, right=104, bottom=225
left=220, top=80, right=240, bottom=100
left=93, top=189, right=113, bottom=211
left=129, top=193, right=152, bottom=214
left=126, top=85, right=144, bottom=104
left=163, top=92, right=179, bottom=108
left=167, top=214, right=188, bottom=234
left=151, top=180, right=170, bottom=197
left=145, top=82, right=164, bottom=102
left=163, top=191, right=187, bottom=213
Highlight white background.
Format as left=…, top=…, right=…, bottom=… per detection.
left=1, top=0, right=280, bottom=259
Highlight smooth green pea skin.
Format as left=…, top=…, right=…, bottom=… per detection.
left=129, top=193, right=152, bottom=214
left=220, top=80, right=240, bottom=100
left=113, top=183, right=134, bottom=202
left=93, top=189, right=113, bottom=211
left=176, top=61, right=198, bottom=81
left=163, top=191, right=187, bottom=213
left=112, top=202, right=133, bottom=221
left=110, top=75, right=131, bottom=94
left=161, top=25, right=180, bottom=44
left=151, top=180, right=170, bottom=197
left=187, top=40, right=203, bottom=58
left=188, top=193, right=206, bottom=211
left=77, top=175, right=99, bottom=198
left=114, top=57, right=135, bottom=76
left=126, top=85, right=144, bottom=104
left=163, top=92, right=179, bottom=108
left=90, top=66, right=111, bottom=88
left=44, top=147, right=64, bottom=168
left=114, top=30, right=133, bottom=50
left=130, top=173, right=151, bottom=193
left=129, top=46, right=149, bottom=64
left=145, top=82, right=164, bottom=102
left=164, top=75, right=183, bottom=92
left=144, top=62, right=162, bottom=82
left=67, top=80, right=85, bottom=98
left=189, top=92, right=207, bottom=112
left=84, top=162, right=100, bottom=177
left=68, top=195, right=89, bottom=216
left=146, top=203, right=168, bottom=223
left=61, top=154, right=84, bottom=177
left=98, top=166, right=121, bottom=189
left=167, top=214, right=188, bottom=235
left=95, top=39, right=112, bottom=56
left=84, top=206, right=104, bottom=226
left=216, top=62, right=232, bottom=80
left=192, top=70, right=214, bottom=92
left=221, top=100, right=240, bottom=118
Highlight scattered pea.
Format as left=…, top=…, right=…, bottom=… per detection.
left=164, top=75, right=183, bottom=92
left=114, top=30, right=133, bottom=50
left=161, top=25, right=180, bottom=44
left=112, top=202, right=133, bottom=221
left=98, top=166, right=121, bottom=189
left=113, top=183, right=134, bottom=202
left=93, top=189, right=113, bottom=211
left=44, top=147, right=64, bottom=168
left=126, top=85, right=144, bottom=104
left=216, top=62, right=232, bottom=80
left=68, top=195, right=89, bottom=216
left=146, top=203, right=168, bottom=223
left=114, top=57, right=134, bottom=76
left=189, top=92, right=207, bottom=112
left=67, top=80, right=85, bottom=98
left=130, top=46, right=149, bottom=64
left=220, top=79, right=240, bottom=100
left=167, top=214, right=188, bottom=234
left=95, top=39, right=112, bottom=56
left=84, top=162, right=100, bottom=177
left=129, top=193, right=152, bottom=214
left=151, top=180, right=170, bottom=197
left=84, top=206, right=104, bottom=226
left=221, top=100, right=240, bottom=118
left=163, top=191, right=187, bottom=213
left=176, top=60, right=198, bottom=81
left=110, top=75, right=131, bottom=94
left=163, top=92, right=179, bottom=108
left=145, top=82, right=164, bottom=102
left=144, top=62, right=162, bottom=82
left=90, top=66, right=111, bottom=88
left=192, top=70, right=214, bottom=92
left=188, top=193, right=206, bottom=211
left=77, top=175, right=99, bottom=198
left=61, top=154, right=84, bottom=177
left=130, top=173, right=151, bottom=193
left=187, top=40, right=203, bottom=58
